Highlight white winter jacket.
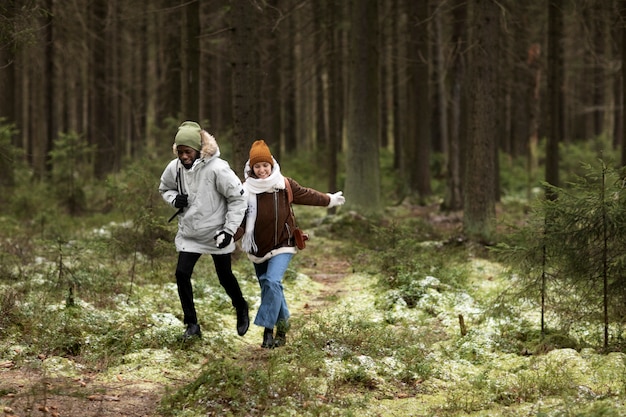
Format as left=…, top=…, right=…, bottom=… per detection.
left=159, top=132, right=246, bottom=254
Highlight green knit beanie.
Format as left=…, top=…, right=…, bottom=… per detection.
left=175, top=121, right=202, bottom=151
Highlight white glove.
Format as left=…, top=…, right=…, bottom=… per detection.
left=327, top=191, right=345, bottom=208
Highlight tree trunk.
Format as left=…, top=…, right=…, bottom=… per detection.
left=0, top=1, right=17, bottom=188
left=527, top=43, right=541, bottom=201
left=230, top=0, right=260, bottom=176
left=313, top=1, right=326, bottom=149
left=46, top=0, right=55, bottom=172
left=546, top=0, right=563, bottom=194
left=259, top=0, right=281, bottom=158
left=434, top=5, right=449, bottom=167
left=90, top=0, right=115, bottom=178
left=463, top=0, right=498, bottom=243
left=182, top=0, right=200, bottom=121
left=325, top=0, right=341, bottom=200
left=379, top=0, right=391, bottom=150
left=622, top=0, right=626, bottom=166
left=442, top=0, right=466, bottom=211
left=145, top=7, right=158, bottom=158
left=406, top=0, right=431, bottom=201
left=392, top=0, right=403, bottom=174
left=593, top=1, right=604, bottom=138
left=282, top=8, right=297, bottom=154
left=345, top=0, right=380, bottom=215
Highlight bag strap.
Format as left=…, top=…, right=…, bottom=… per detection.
left=284, top=178, right=298, bottom=227
left=284, top=178, right=293, bottom=204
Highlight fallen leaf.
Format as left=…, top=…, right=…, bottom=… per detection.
left=102, top=395, right=120, bottom=402
left=88, top=395, right=120, bottom=402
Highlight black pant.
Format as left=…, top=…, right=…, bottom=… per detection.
left=175, top=251, right=246, bottom=325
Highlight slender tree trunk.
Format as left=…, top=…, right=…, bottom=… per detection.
left=0, top=1, right=16, bottom=126
left=295, top=5, right=313, bottom=150
left=145, top=8, right=158, bottom=158
left=434, top=5, right=449, bottom=167
left=182, top=0, right=200, bottom=121
left=345, top=0, right=380, bottom=215
left=442, top=0, right=466, bottom=211
left=592, top=0, right=605, bottom=138
left=392, top=0, right=403, bottom=174
left=463, top=0, right=498, bottom=242
left=230, top=0, right=260, bottom=175
left=601, top=165, right=609, bottom=349
left=406, top=0, right=431, bottom=200
left=527, top=43, right=541, bottom=201
left=282, top=9, right=296, bottom=154
left=546, top=0, right=563, bottom=194
left=46, top=0, right=56, bottom=170
left=0, top=1, right=17, bottom=188
left=326, top=0, right=341, bottom=201
left=90, top=0, right=116, bottom=178
left=260, top=0, right=281, bottom=156
left=622, top=0, right=626, bottom=166
left=313, top=1, right=326, bottom=148
left=379, top=0, right=391, bottom=150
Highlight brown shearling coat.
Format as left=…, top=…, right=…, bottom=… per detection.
left=238, top=177, right=330, bottom=258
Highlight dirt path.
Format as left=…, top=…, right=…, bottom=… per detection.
left=0, top=368, right=164, bottom=417
left=300, top=258, right=352, bottom=310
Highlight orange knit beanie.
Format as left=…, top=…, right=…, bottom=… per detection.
left=249, top=140, right=273, bottom=167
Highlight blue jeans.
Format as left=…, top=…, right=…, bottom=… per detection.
left=253, top=253, right=293, bottom=329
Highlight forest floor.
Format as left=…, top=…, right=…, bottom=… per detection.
left=0, top=206, right=468, bottom=417
left=0, top=242, right=367, bottom=417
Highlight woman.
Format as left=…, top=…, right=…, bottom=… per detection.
left=239, top=140, right=345, bottom=348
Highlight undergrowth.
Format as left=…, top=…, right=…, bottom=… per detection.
left=2, top=136, right=626, bottom=416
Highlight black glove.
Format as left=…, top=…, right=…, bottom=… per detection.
left=214, top=231, right=233, bottom=249
left=173, top=194, right=188, bottom=209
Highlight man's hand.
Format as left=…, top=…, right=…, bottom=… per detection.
left=173, top=194, right=188, bottom=209
left=214, top=231, right=233, bottom=249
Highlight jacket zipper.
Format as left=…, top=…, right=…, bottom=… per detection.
left=274, top=191, right=279, bottom=245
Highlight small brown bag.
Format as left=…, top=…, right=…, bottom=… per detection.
left=293, top=227, right=309, bottom=250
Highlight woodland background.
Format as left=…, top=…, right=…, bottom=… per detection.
left=0, top=0, right=625, bottom=240
left=3, top=2, right=626, bottom=416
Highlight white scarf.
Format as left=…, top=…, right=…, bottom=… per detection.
left=241, top=158, right=285, bottom=253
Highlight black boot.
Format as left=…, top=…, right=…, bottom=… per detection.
left=261, top=328, right=274, bottom=349
left=236, top=302, right=250, bottom=336
left=273, top=320, right=290, bottom=348
left=183, top=323, right=201, bottom=340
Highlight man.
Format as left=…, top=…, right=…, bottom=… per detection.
left=159, top=121, right=249, bottom=339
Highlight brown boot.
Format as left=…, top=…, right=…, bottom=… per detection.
left=273, top=320, right=290, bottom=348
left=261, top=328, right=274, bottom=349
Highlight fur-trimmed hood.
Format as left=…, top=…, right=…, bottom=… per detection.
left=172, top=130, right=220, bottom=160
